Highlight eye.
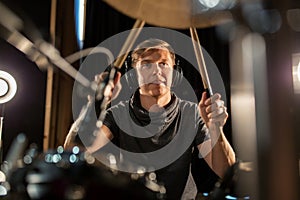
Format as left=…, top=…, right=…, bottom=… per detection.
left=141, top=63, right=153, bottom=68
left=158, top=62, right=170, bottom=68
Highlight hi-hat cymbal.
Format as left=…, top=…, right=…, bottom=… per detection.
left=103, top=0, right=235, bottom=29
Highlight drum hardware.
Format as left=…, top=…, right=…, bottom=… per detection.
left=104, top=153, right=167, bottom=199
left=1, top=143, right=166, bottom=199
left=201, top=161, right=252, bottom=200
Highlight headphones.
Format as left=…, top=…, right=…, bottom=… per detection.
left=124, top=55, right=183, bottom=91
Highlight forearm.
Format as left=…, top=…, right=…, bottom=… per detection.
left=64, top=120, right=113, bottom=153
left=203, top=124, right=236, bottom=178
left=86, top=125, right=113, bottom=153
left=64, top=121, right=81, bottom=150
left=212, top=129, right=236, bottom=177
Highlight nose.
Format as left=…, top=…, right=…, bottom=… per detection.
left=152, top=63, right=162, bottom=74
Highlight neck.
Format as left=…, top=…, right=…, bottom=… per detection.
left=139, top=90, right=171, bottom=111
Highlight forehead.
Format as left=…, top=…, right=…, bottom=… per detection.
left=139, top=49, right=172, bottom=61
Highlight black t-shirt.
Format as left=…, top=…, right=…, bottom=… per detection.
left=103, top=90, right=209, bottom=199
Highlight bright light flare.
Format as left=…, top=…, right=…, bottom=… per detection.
left=292, top=53, right=300, bottom=94
left=75, top=0, right=86, bottom=49
left=0, top=79, right=8, bottom=97
left=0, top=70, right=17, bottom=104
left=199, top=0, right=220, bottom=8
left=198, top=0, right=237, bottom=10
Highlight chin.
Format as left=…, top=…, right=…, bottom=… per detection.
left=149, top=84, right=170, bottom=96
left=140, top=83, right=171, bottom=94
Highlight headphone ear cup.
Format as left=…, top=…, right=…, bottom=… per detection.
left=172, top=64, right=183, bottom=87
left=124, top=59, right=139, bottom=91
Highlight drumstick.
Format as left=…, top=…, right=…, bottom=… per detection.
left=189, top=27, right=213, bottom=97
left=96, top=19, right=145, bottom=126
left=190, top=27, right=222, bottom=147
left=113, top=19, right=145, bottom=68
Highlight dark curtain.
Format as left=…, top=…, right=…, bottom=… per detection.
left=84, top=0, right=136, bottom=48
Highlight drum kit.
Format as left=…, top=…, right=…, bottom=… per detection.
left=1, top=134, right=166, bottom=199
left=1, top=135, right=251, bottom=200
left=0, top=0, right=255, bottom=199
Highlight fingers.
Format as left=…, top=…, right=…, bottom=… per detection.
left=199, top=91, right=208, bottom=107
left=95, top=72, right=108, bottom=84
left=103, top=72, right=122, bottom=101
left=207, top=105, right=227, bottom=119
left=94, top=71, right=122, bottom=101
left=201, top=93, right=228, bottom=125
left=203, top=93, right=221, bottom=106
left=103, top=81, right=114, bottom=98
left=205, top=99, right=224, bottom=113
left=200, top=92, right=223, bottom=112
left=112, top=73, right=122, bottom=100
left=94, top=71, right=121, bottom=85
left=114, top=72, right=121, bottom=85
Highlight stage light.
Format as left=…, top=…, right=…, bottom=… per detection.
left=0, top=70, right=17, bottom=104
left=75, top=0, right=86, bottom=50
left=198, top=0, right=237, bottom=10
left=199, top=0, right=220, bottom=8
left=242, top=3, right=282, bottom=34
left=0, top=79, right=9, bottom=97
left=292, top=53, right=300, bottom=94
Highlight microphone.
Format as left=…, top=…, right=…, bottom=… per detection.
left=1, top=133, right=28, bottom=179
left=0, top=133, right=28, bottom=197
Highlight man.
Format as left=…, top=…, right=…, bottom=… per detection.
left=64, top=38, right=235, bottom=199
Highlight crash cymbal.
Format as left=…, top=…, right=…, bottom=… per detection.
left=103, top=0, right=235, bottom=29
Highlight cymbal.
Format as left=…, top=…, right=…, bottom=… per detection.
left=103, top=0, right=234, bottom=29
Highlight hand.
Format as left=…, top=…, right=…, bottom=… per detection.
left=93, top=71, right=122, bottom=102
left=198, top=92, right=228, bottom=127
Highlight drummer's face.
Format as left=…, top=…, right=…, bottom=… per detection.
left=135, top=49, right=174, bottom=96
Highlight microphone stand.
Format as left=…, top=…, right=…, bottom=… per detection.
left=66, top=67, right=116, bottom=147
left=0, top=105, right=5, bottom=195
left=0, top=104, right=4, bottom=165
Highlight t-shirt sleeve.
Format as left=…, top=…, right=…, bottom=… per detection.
left=194, top=117, right=210, bottom=146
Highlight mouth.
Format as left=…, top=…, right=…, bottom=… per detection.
left=150, top=78, right=168, bottom=86
left=152, top=80, right=165, bottom=84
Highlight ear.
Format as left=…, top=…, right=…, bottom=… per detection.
left=172, top=64, right=183, bottom=87
left=124, top=57, right=139, bottom=91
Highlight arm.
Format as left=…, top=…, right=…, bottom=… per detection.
left=64, top=101, right=93, bottom=151
left=86, top=125, right=114, bottom=153
left=64, top=71, right=121, bottom=152
left=63, top=119, right=113, bottom=153
left=197, top=92, right=236, bottom=178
